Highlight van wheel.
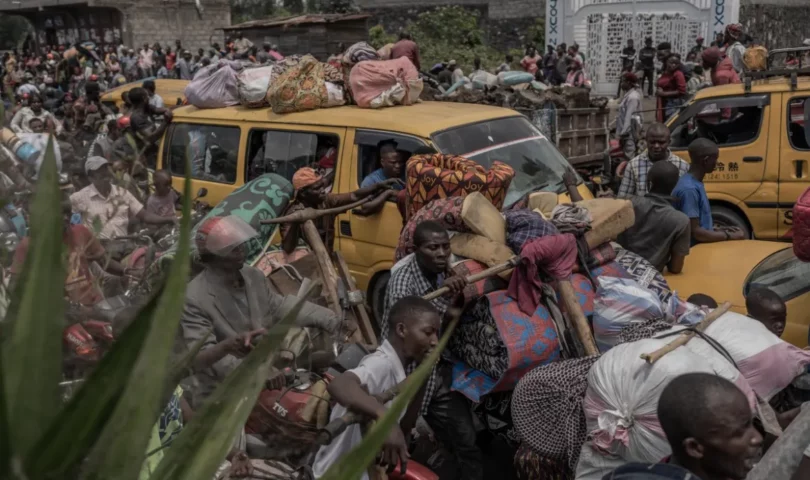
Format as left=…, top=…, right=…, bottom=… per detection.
left=369, top=272, right=390, bottom=338
left=711, top=205, right=752, bottom=238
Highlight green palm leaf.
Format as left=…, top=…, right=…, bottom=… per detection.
left=80, top=146, right=193, bottom=480
left=23, top=294, right=159, bottom=478
left=2, top=136, right=64, bottom=461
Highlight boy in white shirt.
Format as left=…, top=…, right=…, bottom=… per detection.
left=312, top=296, right=441, bottom=479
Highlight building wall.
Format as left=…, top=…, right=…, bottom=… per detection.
left=99, top=0, right=230, bottom=52
left=358, top=0, right=804, bottom=51
left=740, top=0, right=809, bottom=49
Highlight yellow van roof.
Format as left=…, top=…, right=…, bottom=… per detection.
left=693, top=75, right=810, bottom=100
left=101, top=79, right=189, bottom=103
left=169, top=101, right=523, bottom=138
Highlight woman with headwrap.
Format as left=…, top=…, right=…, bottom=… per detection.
left=565, top=59, right=587, bottom=88
left=280, top=167, right=400, bottom=254
left=656, top=54, right=687, bottom=121
left=723, top=23, right=746, bottom=75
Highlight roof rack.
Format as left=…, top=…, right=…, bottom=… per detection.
left=741, top=46, right=810, bottom=93
left=742, top=67, right=810, bottom=92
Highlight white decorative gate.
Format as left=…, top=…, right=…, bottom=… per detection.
left=547, top=0, right=740, bottom=95
left=586, top=13, right=707, bottom=95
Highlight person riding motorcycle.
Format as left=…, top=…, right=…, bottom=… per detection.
left=10, top=200, right=130, bottom=307
left=70, top=156, right=176, bottom=241
left=180, top=215, right=341, bottom=406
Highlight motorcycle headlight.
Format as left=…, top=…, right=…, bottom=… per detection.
left=0, top=232, right=19, bottom=250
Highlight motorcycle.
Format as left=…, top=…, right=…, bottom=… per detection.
left=241, top=342, right=437, bottom=480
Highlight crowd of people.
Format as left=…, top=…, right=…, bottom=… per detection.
left=3, top=22, right=810, bottom=480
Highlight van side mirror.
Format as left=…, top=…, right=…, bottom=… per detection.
left=804, top=98, right=810, bottom=147
left=196, top=187, right=208, bottom=199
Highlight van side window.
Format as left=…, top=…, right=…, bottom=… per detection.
left=670, top=97, right=766, bottom=149
left=245, top=130, right=340, bottom=184
left=355, top=130, right=427, bottom=191
left=787, top=98, right=810, bottom=151
left=166, top=123, right=240, bottom=184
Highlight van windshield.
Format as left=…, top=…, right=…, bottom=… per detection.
left=431, top=116, right=577, bottom=207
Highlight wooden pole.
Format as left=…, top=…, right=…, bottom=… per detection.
left=260, top=197, right=372, bottom=225
left=300, top=220, right=342, bottom=318
left=334, top=251, right=378, bottom=347
left=640, top=302, right=732, bottom=364
left=422, top=257, right=519, bottom=302
left=557, top=278, right=600, bottom=356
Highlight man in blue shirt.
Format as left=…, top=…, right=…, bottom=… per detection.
left=361, top=139, right=405, bottom=190
left=672, top=138, right=746, bottom=244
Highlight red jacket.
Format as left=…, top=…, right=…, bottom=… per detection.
left=711, top=56, right=741, bottom=86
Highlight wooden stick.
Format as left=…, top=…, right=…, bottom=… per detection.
left=640, top=301, right=732, bottom=364
left=260, top=196, right=372, bottom=225
left=334, top=251, right=378, bottom=347
left=557, top=278, right=600, bottom=356
left=300, top=220, right=342, bottom=317
left=422, top=257, right=519, bottom=302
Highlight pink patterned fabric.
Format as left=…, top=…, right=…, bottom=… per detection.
left=349, top=57, right=419, bottom=108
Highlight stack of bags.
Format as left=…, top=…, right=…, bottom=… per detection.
left=185, top=55, right=346, bottom=113
left=396, top=152, right=647, bottom=402
left=576, top=311, right=810, bottom=480
left=184, top=41, right=424, bottom=113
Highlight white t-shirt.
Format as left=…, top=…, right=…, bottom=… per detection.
left=312, top=340, right=406, bottom=480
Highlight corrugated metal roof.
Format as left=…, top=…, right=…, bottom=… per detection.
left=223, top=13, right=370, bottom=31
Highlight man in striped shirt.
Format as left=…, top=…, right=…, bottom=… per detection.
left=617, top=123, right=689, bottom=198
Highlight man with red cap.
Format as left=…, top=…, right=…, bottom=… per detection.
left=280, top=167, right=400, bottom=254
left=181, top=215, right=340, bottom=404
left=689, top=36, right=706, bottom=59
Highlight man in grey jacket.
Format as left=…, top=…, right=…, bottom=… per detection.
left=181, top=215, right=340, bottom=405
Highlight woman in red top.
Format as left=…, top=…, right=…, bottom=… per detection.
left=521, top=46, right=541, bottom=75
left=165, top=47, right=176, bottom=76
left=656, top=54, right=687, bottom=122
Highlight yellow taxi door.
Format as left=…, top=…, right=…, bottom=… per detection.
left=333, top=129, right=430, bottom=318
left=668, top=94, right=777, bottom=238
left=777, top=93, right=810, bottom=238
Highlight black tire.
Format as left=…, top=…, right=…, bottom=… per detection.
left=369, top=271, right=390, bottom=338
left=711, top=205, right=752, bottom=238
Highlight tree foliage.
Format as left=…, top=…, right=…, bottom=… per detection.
left=0, top=15, right=31, bottom=51
left=369, top=6, right=507, bottom=72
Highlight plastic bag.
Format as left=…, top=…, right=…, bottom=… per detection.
left=577, top=335, right=756, bottom=479
left=593, top=276, right=670, bottom=352
left=17, top=133, right=62, bottom=177
left=688, top=311, right=810, bottom=400
left=470, top=70, right=498, bottom=89
left=325, top=82, right=346, bottom=107
left=185, top=60, right=242, bottom=109
left=744, top=45, right=768, bottom=71
left=236, top=65, right=275, bottom=108
left=498, top=71, right=534, bottom=86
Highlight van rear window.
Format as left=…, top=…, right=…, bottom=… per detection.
left=166, top=123, right=240, bottom=184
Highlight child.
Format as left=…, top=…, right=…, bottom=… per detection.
left=687, top=65, right=706, bottom=95
left=312, top=296, right=440, bottom=480
left=745, top=287, right=786, bottom=337
left=146, top=169, right=180, bottom=218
